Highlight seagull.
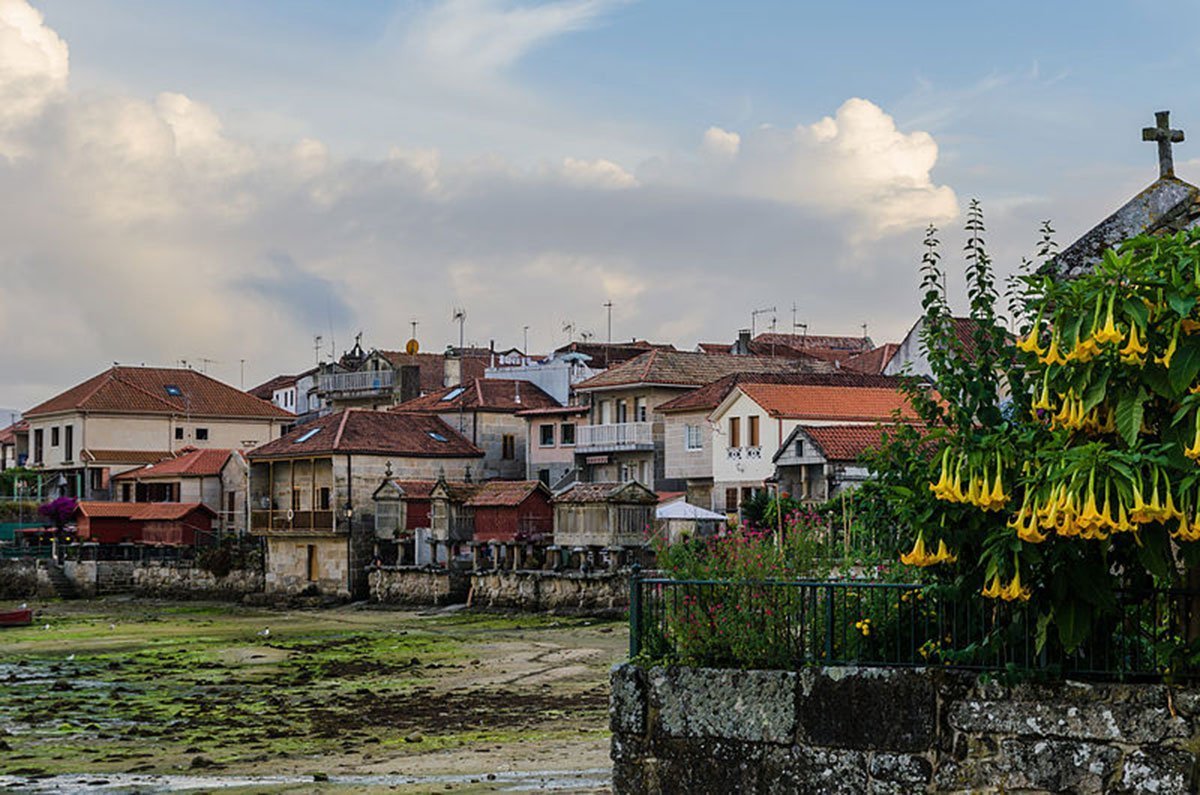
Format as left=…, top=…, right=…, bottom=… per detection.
left=66, top=654, right=75, bottom=662
left=109, top=624, right=116, bottom=631
left=42, top=624, right=50, bottom=631
left=18, top=603, right=27, bottom=610
left=257, top=627, right=270, bottom=638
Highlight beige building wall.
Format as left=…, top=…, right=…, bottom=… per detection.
left=663, top=410, right=713, bottom=481
left=265, top=536, right=349, bottom=597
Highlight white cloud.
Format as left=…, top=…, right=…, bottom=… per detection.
left=0, top=1, right=959, bottom=409
left=0, top=0, right=67, bottom=150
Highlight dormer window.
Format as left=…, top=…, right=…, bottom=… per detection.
left=427, top=432, right=448, bottom=443
left=164, top=385, right=183, bottom=397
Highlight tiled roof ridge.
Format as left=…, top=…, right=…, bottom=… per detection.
left=332, top=408, right=356, bottom=449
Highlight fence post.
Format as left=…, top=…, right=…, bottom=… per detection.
left=629, top=563, right=642, bottom=659
left=824, top=584, right=835, bottom=662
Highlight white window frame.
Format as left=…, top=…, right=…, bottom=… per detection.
left=685, top=424, right=703, bottom=451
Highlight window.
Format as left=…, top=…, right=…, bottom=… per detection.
left=164, top=384, right=183, bottom=397
left=306, top=545, right=318, bottom=581
left=295, top=427, right=321, bottom=443
left=175, top=427, right=184, bottom=440
left=685, top=424, right=703, bottom=451
left=725, top=487, right=739, bottom=511
left=538, top=469, right=550, bottom=487
left=226, top=491, right=236, bottom=515
left=33, top=429, right=43, bottom=464
left=728, top=417, right=740, bottom=448
left=748, top=416, right=760, bottom=447
left=560, top=423, right=575, bottom=446
left=427, top=431, right=448, bottom=443
left=635, top=397, right=648, bottom=422
left=64, top=426, right=73, bottom=462
left=502, top=434, right=516, bottom=460
left=617, top=400, right=628, bottom=423
left=195, top=428, right=209, bottom=441
left=50, top=427, right=59, bottom=446
left=795, top=439, right=804, bottom=457
left=599, top=400, right=612, bottom=424
left=539, top=424, right=555, bottom=447
left=318, top=487, right=330, bottom=510
left=122, top=484, right=132, bottom=502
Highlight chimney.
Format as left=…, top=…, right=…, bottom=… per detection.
left=734, top=329, right=751, bottom=355
left=399, top=365, right=421, bottom=404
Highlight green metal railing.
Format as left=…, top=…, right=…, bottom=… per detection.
left=629, top=572, right=1200, bottom=680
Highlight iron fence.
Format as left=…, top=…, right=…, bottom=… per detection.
left=629, top=574, right=1200, bottom=680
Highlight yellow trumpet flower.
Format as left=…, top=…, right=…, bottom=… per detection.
left=900, top=536, right=935, bottom=567
left=1157, top=323, right=1181, bottom=368
left=1039, top=330, right=1067, bottom=366
left=1119, top=323, right=1148, bottom=364
left=981, top=575, right=1004, bottom=599
left=1016, top=327, right=1045, bottom=356
left=1000, top=571, right=1032, bottom=602
left=1093, top=293, right=1123, bottom=345
left=932, top=540, right=957, bottom=565
left=1186, top=414, right=1200, bottom=461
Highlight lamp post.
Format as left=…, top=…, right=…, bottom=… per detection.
left=343, top=502, right=353, bottom=531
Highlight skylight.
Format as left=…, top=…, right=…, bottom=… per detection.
left=164, top=385, right=183, bottom=397
left=295, top=428, right=321, bottom=443
left=441, top=387, right=466, bottom=402
left=427, top=431, right=448, bottom=443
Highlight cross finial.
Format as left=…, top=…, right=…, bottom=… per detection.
left=1143, top=110, right=1185, bottom=179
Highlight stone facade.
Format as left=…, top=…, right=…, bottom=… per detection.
left=369, top=567, right=469, bottom=605
left=264, top=536, right=351, bottom=598
left=0, top=559, right=43, bottom=598
left=611, top=665, right=1200, bottom=794
left=131, top=562, right=262, bottom=599
left=469, top=570, right=628, bottom=615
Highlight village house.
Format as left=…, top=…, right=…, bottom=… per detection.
left=772, top=424, right=892, bottom=503
left=21, top=366, right=292, bottom=501
left=111, top=448, right=248, bottom=535
left=658, top=371, right=903, bottom=509
left=0, top=420, right=27, bottom=471
left=390, top=378, right=560, bottom=480
left=246, top=408, right=482, bottom=598
left=72, top=501, right=216, bottom=546
left=518, top=404, right=588, bottom=488
left=707, top=381, right=920, bottom=515
left=484, top=350, right=598, bottom=405
left=572, top=350, right=836, bottom=492
left=249, top=367, right=326, bottom=424
left=883, top=316, right=994, bottom=380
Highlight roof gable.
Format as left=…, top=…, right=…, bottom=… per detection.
left=574, top=350, right=835, bottom=391
left=248, top=409, right=483, bottom=459
left=391, top=378, right=560, bottom=414
left=715, top=383, right=920, bottom=423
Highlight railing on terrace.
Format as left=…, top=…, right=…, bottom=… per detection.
left=317, top=370, right=394, bottom=396
left=250, top=509, right=337, bottom=533
left=576, top=422, right=654, bottom=453
left=629, top=575, right=1200, bottom=681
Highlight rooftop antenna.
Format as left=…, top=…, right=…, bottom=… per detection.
left=862, top=323, right=869, bottom=340
left=240, top=359, right=246, bottom=389
left=313, top=335, right=323, bottom=366
left=523, top=325, right=530, bottom=355
left=751, top=306, right=776, bottom=339
left=562, top=321, right=575, bottom=343
left=452, top=308, right=466, bottom=350
left=580, top=330, right=594, bottom=342
left=603, top=301, right=613, bottom=344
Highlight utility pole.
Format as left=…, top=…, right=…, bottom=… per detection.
left=313, top=335, right=323, bottom=366
left=603, top=301, right=613, bottom=344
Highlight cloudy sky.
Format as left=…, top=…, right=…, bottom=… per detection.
left=3, top=0, right=1200, bottom=410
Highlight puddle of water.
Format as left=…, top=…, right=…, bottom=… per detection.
left=0, top=768, right=612, bottom=792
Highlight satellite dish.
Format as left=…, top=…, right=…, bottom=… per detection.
left=405, top=339, right=420, bottom=355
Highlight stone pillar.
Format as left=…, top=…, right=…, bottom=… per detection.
left=512, top=544, right=524, bottom=571
left=472, top=543, right=484, bottom=571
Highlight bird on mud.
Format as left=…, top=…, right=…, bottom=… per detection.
left=257, top=627, right=271, bottom=638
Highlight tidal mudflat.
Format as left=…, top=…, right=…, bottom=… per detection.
left=0, top=599, right=624, bottom=793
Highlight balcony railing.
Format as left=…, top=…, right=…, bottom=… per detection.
left=576, top=422, right=654, bottom=453
left=250, top=509, right=338, bottom=534
left=726, top=446, right=763, bottom=460
left=317, top=370, right=394, bottom=397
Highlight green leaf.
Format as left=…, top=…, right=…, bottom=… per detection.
left=1055, top=601, right=1092, bottom=653
left=1136, top=527, right=1173, bottom=581
left=1170, top=337, right=1200, bottom=393
left=1123, top=296, right=1150, bottom=328
left=1168, top=290, right=1196, bottom=318
left=1115, top=389, right=1147, bottom=448
left=1035, top=612, right=1051, bottom=655
left=1081, top=376, right=1107, bottom=413
left=1143, top=365, right=1176, bottom=400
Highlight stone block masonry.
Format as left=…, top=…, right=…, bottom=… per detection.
left=610, top=664, right=1200, bottom=794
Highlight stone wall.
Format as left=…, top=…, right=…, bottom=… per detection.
left=470, top=570, right=628, bottom=615
left=131, top=562, right=263, bottom=600
left=610, top=664, right=1200, bottom=794
left=0, top=559, right=42, bottom=598
left=370, top=567, right=468, bottom=606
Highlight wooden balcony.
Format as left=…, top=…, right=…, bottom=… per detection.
left=250, top=509, right=339, bottom=535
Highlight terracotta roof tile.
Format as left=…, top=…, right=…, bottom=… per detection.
left=113, top=448, right=234, bottom=480
left=515, top=405, right=589, bottom=417
left=75, top=501, right=214, bottom=520
left=0, top=420, right=27, bottom=445
left=463, top=481, right=547, bottom=507
left=248, top=374, right=297, bottom=400
left=735, top=383, right=920, bottom=422
left=553, top=340, right=672, bottom=369
left=82, top=449, right=176, bottom=465
left=751, top=333, right=874, bottom=355
left=390, top=480, right=437, bottom=499
left=658, top=371, right=906, bottom=414
left=574, top=351, right=835, bottom=391
left=248, top=409, right=483, bottom=460
left=391, top=379, right=560, bottom=414
left=841, top=344, right=901, bottom=375
left=798, top=425, right=892, bottom=461
left=26, top=366, right=293, bottom=419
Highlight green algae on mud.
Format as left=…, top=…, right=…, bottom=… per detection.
left=0, top=599, right=623, bottom=784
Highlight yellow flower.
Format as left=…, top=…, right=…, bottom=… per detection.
left=1093, top=294, right=1123, bottom=345
left=1119, top=323, right=1148, bottom=363
left=981, top=575, right=1003, bottom=599
left=1000, top=571, right=1032, bottom=602
left=1156, top=323, right=1180, bottom=368
left=932, top=539, right=957, bottom=564
left=1016, top=328, right=1045, bottom=356
left=1186, top=414, right=1200, bottom=461
left=1039, top=331, right=1067, bottom=366
left=900, top=536, right=933, bottom=567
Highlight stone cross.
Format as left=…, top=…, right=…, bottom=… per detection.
left=1143, top=110, right=1184, bottom=179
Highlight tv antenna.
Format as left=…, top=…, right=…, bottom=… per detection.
left=603, top=301, right=613, bottom=344
left=751, top=306, right=776, bottom=338
left=562, top=321, right=575, bottom=342
left=313, top=335, right=323, bottom=366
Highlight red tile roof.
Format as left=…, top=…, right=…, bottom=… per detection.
left=735, top=383, right=920, bottom=423
left=552, top=481, right=659, bottom=504
left=248, top=374, right=298, bottom=401
left=82, top=449, right=176, bottom=465
left=74, top=501, right=214, bottom=520
left=752, top=333, right=874, bottom=355
left=390, top=480, right=438, bottom=499
left=0, top=420, right=27, bottom=445
left=374, top=351, right=448, bottom=393
left=26, top=367, right=293, bottom=419
left=841, top=343, right=901, bottom=375
left=574, top=351, right=835, bottom=391
left=248, top=409, right=483, bottom=460
left=515, top=405, right=589, bottom=417
left=658, top=371, right=905, bottom=414
left=113, top=448, right=235, bottom=480
left=463, top=481, right=548, bottom=508
left=798, top=425, right=891, bottom=462
left=553, top=340, right=673, bottom=369
left=390, top=379, right=560, bottom=414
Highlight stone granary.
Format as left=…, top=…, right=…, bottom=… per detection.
left=551, top=481, right=658, bottom=568
left=246, top=408, right=482, bottom=599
